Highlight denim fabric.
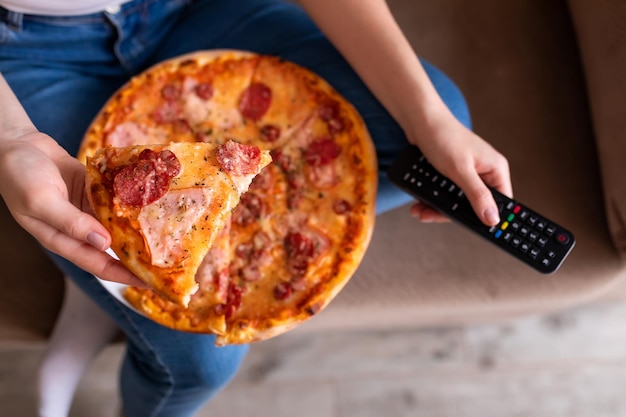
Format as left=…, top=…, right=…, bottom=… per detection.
left=0, top=1, right=471, bottom=415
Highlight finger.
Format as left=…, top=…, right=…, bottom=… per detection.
left=410, top=203, right=450, bottom=223
left=30, top=193, right=111, bottom=251
left=454, top=171, right=500, bottom=226
left=480, top=159, right=513, bottom=199
left=25, top=216, right=146, bottom=287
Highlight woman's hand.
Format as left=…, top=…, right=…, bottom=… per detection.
left=407, top=109, right=512, bottom=225
left=0, top=130, right=145, bottom=287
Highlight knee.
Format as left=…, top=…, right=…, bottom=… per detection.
left=177, top=344, right=249, bottom=392
left=420, top=59, right=472, bottom=129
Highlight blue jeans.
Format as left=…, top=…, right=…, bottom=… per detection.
left=0, top=1, right=471, bottom=415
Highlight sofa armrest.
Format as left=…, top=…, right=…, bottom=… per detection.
left=568, top=0, right=626, bottom=256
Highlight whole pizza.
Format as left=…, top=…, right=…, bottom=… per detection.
left=78, top=50, right=378, bottom=345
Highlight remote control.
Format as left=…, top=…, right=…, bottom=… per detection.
left=387, top=146, right=575, bottom=274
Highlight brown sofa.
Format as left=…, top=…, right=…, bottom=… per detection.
left=2, top=0, right=626, bottom=343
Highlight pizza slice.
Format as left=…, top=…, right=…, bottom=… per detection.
left=85, top=140, right=271, bottom=307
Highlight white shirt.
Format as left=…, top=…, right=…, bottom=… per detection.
left=0, top=0, right=131, bottom=16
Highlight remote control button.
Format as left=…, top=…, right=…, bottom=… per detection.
left=545, top=225, right=556, bottom=236
left=520, top=242, right=530, bottom=253
left=537, top=237, right=548, bottom=247
left=494, top=230, right=503, bottom=239
left=507, top=213, right=515, bottom=222
left=528, top=216, right=538, bottom=226
left=510, top=237, right=521, bottom=248
left=506, top=201, right=515, bottom=211
left=540, top=258, right=551, bottom=267
left=536, top=221, right=546, bottom=232
left=448, top=184, right=456, bottom=193
left=519, top=210, right=529, bottom=221
left=519, top=227, right=529, bottom=237
left=503, top=232, right=513, bottom=242
left=529, top=247, right=540, bottom=259
left=513, top=205, right=521, bottom=214
left=528, top=232, right=538, bottom=242
left=501, top=221, right=509, bottom=230
left=403, top=172, right=411, bottom=181
left=547, top=250, right=556, bottom=259
left=556, top=232, right=571, bottom=245
left=510, top=221, right=521, bottom=232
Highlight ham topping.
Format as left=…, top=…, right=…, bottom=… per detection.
left=106, top=122, right=150, bottom=147
left=138, top=187, right=213, bottom=267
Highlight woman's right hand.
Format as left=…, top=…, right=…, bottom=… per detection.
left=0, top=129, right=146, bottom=287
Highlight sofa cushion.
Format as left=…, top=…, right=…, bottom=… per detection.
left=568, top=0, right=626, bottom=256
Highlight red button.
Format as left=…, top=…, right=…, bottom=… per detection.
left=513, top=205, right=521, bottom=214
left=556, top=233, right=570, bottom=245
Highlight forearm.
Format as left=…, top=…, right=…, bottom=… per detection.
left=0, top=74, right=69, bottom=162
left=0, top=74, right=38, bottom=139
left=296, top=0, right=450, bottom=137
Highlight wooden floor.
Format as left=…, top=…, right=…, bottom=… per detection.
left=4, top=299, right=626, bottom=417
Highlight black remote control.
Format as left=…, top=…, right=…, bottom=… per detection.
left=387, top=146, right=575, bottom=274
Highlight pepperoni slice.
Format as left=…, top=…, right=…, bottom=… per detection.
left=333, top=199, right=352, bottom=214
left=319, top=100, right=345, bottom=134
left=239, top=83, right=272, bottom=120
left=270, top=149, right=292, bottom=172
left=161, top=84, right=180, bottom=101
left=194, top=82, right=214, bottom=100
left=232, top=193, right=264, bottom=226
left=216, top=140, right=261, bottom=175
left=274, top=282, right=292, bottom=301
left=260, top=124, right=281, bottom=142
left=139, top=149, right=181, bottom=178
left=304, top=138, right=341, bottom=166
left=285, top=232, right=315, bottom=259
left=319, top=100, right=339, bottom=121
left=113, top=150, right=180, bottom=207
left=225, top=283, right=243, bottom=319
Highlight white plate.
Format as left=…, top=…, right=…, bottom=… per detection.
left=95, top=248, right=143, bottom=315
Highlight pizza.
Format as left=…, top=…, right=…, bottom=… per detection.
left=78, top=50, right=378, bottom=345
left=85, top=141, right=271, bottom=307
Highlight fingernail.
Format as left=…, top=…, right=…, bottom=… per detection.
left=87, top=232, right=108, bottom=251
left=483, top=207, right=500, bottom=226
